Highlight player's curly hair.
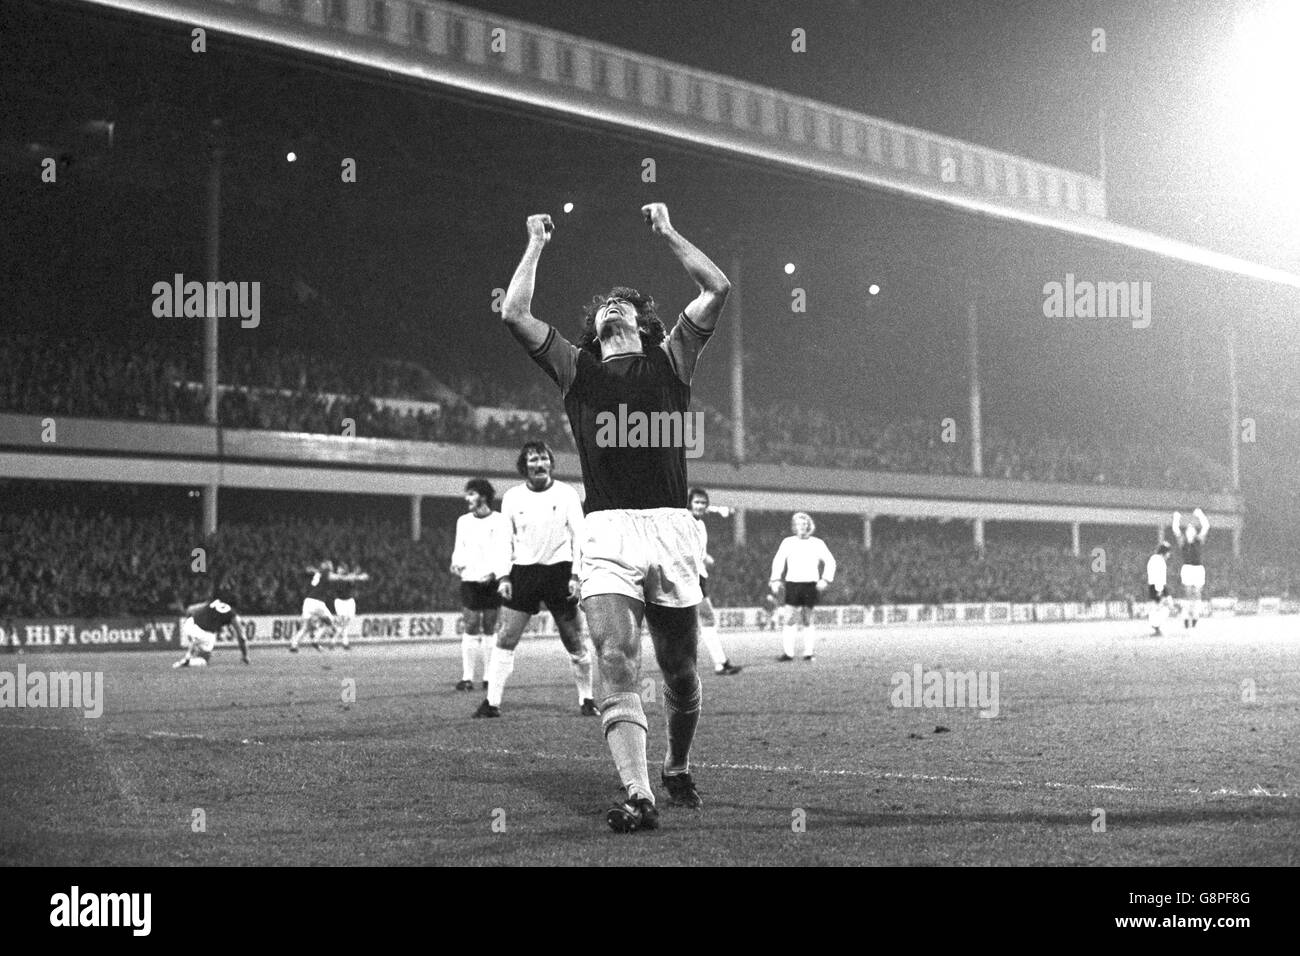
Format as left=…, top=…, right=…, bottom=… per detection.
left=516, top=440, right=555, bottom=478
left=464, top=477, right=496, bottom=505
left=791, top=512, right=815, bottom=535
left=688, top=487, right=710, bottom=506
left=577, top=286, right=666, bottom=354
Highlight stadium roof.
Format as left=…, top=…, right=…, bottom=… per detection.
left=85, top=0, right=1300, bottom=290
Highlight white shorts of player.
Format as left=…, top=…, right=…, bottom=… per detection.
left=333, top=598, right=356, bottom=622
left=581, top=508, right=703, bottom=608
left=1180, top=564, right=1206, bottom=589
left=301, top=598, right=332, bottom=619
left=182, top=617, right=218, bottom=654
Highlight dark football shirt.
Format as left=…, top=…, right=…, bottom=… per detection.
left=193, top=598, right=236, bottom=632
left=1180, top=538, right=1203, bottom=567
left=529, top=311, right=712, bottom=514
left=307, top=571, right=335, bottom=610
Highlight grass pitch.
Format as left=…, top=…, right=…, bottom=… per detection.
left=2, top=616, right=1296, bottom=866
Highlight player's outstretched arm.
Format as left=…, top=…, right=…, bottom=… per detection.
left=1194, top=507, right=1209, bottom=539
left=501, top=214, right=555, bottom=353
left=1171, top=512, right=1183, bottom=537
left=642, top=203, right=730, bottom=333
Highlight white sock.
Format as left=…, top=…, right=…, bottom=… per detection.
left=803, top=625, right=817, bottom=657
left=569, top=640, right=594, bottom=703
left=461, top=632, right=478, bottom=681
left=485, top=647, right=515, bottom=707
left=700, top=625, right=727, bottom=670
left=782, top=623, right=796, bottom=658
left=480, top=634, right=494, bottom=681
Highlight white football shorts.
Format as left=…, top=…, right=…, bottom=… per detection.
left=301, top=597, right=332, bottom=619
left=581, top=508, right=703, bottom=608
left=333, top=598, right=356, bottom=619
left=1180, top=564, right=1206, bottom=589
left=182, top=617, right=217, bottom=654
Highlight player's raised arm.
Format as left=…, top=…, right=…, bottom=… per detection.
left=501, top=214, right=556, bottom=354
left=1194, top=507, right=1210, bottom=540
left=642, top=203, right=730, bottom=333
left=1171, top=512, right=1183, bottom=538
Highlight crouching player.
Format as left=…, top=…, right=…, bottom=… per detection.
left=174, top=589, right=246, bottom=668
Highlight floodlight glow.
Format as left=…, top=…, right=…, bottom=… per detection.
left=1224, top=2, right=1300, bottom=208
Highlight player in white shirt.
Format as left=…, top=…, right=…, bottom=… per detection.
left=688, top=488, right=741, bottom=675
left=1173, top=508, right=1210, bottom=628
left=474, top=441, right=597, bottom=718
left=1145, top=540, right=1173, bottom=635
left=450, top=478, right=512, bottom=690
left=769, top=512, right=836, bottom=661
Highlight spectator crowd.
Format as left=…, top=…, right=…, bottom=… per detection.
left=2, top=504, right=1292, bottom=618
left=2, top=333, right=1229, bottom=491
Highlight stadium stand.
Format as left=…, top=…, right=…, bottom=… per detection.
left=1, top=334, right=1231, bottom=490
left=2, top=499, right=1292, bottom=617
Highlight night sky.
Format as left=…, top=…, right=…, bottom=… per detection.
left=2, top=0, right=1297, bottom=503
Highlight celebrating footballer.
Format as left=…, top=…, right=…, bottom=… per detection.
left=500, top=201, right=730, bottom=832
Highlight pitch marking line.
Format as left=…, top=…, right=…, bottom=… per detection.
left=2, top=725, right=1289, bottom=799
left=428, top=742, right=1294, bottom=800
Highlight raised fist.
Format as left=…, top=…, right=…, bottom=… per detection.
left=641, top=203, right=672, bottom=235
left=526, top=214, right=554, bottom=245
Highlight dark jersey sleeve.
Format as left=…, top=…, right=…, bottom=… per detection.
left=528, top=326, right=581, bottom=394
left=660, top=311, right=713, bottom=385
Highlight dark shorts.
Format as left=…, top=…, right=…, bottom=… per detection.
left=784, top=582, right=819, bottom=608
left=698, top=575, right=709, bottom=599
left=460, top=580, right=501, bottom=612
left=1148, top=585, right=1169, bottom=602
left=506, top=562, right=576, bottom=619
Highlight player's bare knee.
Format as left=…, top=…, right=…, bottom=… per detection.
left=597, top=644, right=639, bottom=690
